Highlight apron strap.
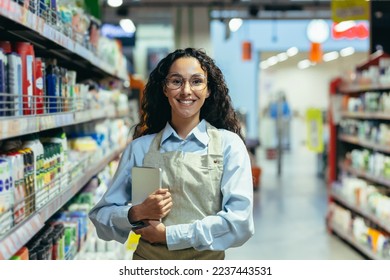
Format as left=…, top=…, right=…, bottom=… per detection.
left=148, top=130, right=164, bottom=153
left=205, top=122, right=222, bottom=156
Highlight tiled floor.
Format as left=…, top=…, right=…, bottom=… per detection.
left=225, top=125, right=365, bottom=260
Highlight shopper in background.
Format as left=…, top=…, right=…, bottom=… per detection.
left=89, top=48, right=254, bottom=260
left=269, top=91, right=292, bottom=150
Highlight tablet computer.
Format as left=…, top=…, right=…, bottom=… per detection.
left=131, top=166, right=162, bottom=205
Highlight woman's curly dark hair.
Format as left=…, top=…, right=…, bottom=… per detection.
left=133, top=48, right=243, bottom=140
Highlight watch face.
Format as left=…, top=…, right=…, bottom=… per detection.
left=307, top=19, right=329, bottom=44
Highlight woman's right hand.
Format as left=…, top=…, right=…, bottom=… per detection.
left=128, top=188, right=172, bottom=222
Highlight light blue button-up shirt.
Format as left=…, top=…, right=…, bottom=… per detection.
left=89, top=119, right=254, bottom=251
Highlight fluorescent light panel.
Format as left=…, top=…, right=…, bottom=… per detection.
left=323, top=51, right=339, bottom=62
left=340, top=47, right=355, bottom=57
left=120, top=19, right=136, bottom=33
left=297, top=59, right=311, bottom=69
left=107, top=0, right=122, bottom=7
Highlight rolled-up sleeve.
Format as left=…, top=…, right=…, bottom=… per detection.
left=88, top=144, right=134, bottom=244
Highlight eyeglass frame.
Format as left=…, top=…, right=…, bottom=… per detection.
left=163, top=73, right=208, bottom=91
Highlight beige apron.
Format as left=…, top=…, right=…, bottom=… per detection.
left=133, top=122, right=225, bottom=260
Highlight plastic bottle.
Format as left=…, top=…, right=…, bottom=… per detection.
left=0, top=41, right=13, bottom=115
left=0, top=48, right=6, bottom=116
left=14, top=151, right=26, bottom=223
left=35, top=58, right=44, bottom=114
left=45, top=60, right=58, bottom=113
left=22, top=136, right=41, bottom=209
left=7, top=53, right=23, bottom=116
left=14, top=42, right=35, bottom=115
left=2, top=149, right=27, bottom=225
left=0, top=158, right=13, bottom=236
left=20, top=148, right=35, bottom=216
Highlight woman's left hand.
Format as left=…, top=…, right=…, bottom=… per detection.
left=133, top=220, right=167, bottom=244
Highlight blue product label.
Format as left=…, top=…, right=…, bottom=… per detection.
left=5, top=178, right=9, bottom=191
left=0, top=179, right=3, bottom=192
left=46, top=73, right=57, bottom=113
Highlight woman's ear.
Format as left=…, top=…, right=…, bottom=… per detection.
left=206, top=90, right=210, bottom=98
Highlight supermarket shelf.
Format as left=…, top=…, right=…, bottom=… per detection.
left=340, top=111, right=390, bottom=120
left=0, top=0, right=129, bottom=82
left=339, top=83, right=390, bottom=94
left=0, top=106, right=122, bottom=141
left=329, top=222, right=382, bottom=260
left=0, top=144, right=127, bottom=260
left=330, top=190, right=390, bottom=233
left=339, top=134, right=390, bottom=154
left=340, top=163, right=390, bottom=188
left=329, top=51, right=390, bottom=261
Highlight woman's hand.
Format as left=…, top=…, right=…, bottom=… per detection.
left=133, top=220, right=167, bottom=244
left=128, top=188, right=172, bottom=222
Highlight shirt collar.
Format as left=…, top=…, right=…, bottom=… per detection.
left=160, top=119, right=209, bottom=147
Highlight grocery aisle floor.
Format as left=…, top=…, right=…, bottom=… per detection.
left=225, top=121, right=365, bottom=260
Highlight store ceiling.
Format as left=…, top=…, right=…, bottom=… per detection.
left=102, top=0, right=332, bottom=25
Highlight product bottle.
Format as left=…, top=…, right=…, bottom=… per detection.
left=0, top=48, right=6, bottom=116
left=40, top=60, right=47, bottom=114
left=7, top=53, right=23, bottom=116
left=0, top=41, right=13, bottom=115
left=45, top=60, right=58, bottom=113
left=35, top=58, right=44, bottom=114
left=67, top=71, right=76, bottom=111
left=14, top=42, right=35, bottom=115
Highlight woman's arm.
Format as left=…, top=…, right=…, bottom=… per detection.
left=89, top=140, right=173, bottom=244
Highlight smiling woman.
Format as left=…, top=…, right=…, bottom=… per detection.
left=162, top=57, right=210, bottom=136
left=89, top=48, right=255, bottom=260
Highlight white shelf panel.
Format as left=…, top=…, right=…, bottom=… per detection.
left=340, top=163, right=390, bottom=188
left=329, top=222, right=382, bottom=260
left=0, top=117, right=40, bottom=140
left=339, top=134, right=390, bottom=154
left=0, top=109, right=124, bottom=141
left=330, top=190, right=390, bottom=233
left=341, top=111, right=390, bottom=120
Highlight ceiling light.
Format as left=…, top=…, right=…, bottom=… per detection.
left=229, top=18, right=243, bottom=32
left=340, top=47, right=355, bottom=57
left=297, top=59, right=311, bottom=69
left=107, top=0, right=122, bottom=7
left=267, top=56, right=278, bottom=66
left=120, top=19, right=136, bottom=33
left=260, top=61, right=269, bottom=69
left=276, top=52, right=288, bottom=62
left=287, top=47, right=298, bottom=57
left=307, top=19, right=329, bottom=44
left=323, top=51, right=339, bottom=62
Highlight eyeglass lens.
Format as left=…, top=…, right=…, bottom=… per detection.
left=165, top=74, right=207, bottom=90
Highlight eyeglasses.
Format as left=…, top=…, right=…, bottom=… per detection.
left=164, top=74, right=207, bottom=91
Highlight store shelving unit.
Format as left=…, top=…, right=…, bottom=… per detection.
left=0, top=144, right=126, bottom=260
left=327, top=51, right=390, bottom=259
left=0, top=0, right=129, bottom=82
left=0, top=1, right=130, bottom=260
